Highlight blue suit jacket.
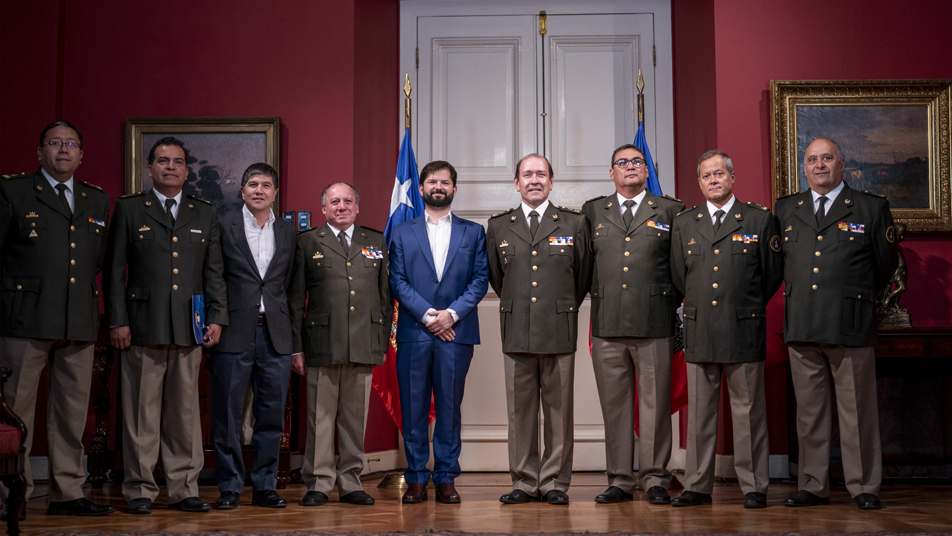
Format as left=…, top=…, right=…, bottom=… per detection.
left=389, top=213, right=489, bottom=345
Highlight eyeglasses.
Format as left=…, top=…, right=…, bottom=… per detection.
left=45, top=140, right=80, bottom=149
left=613, top=158, right=646, bottom=168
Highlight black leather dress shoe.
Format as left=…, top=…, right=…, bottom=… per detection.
left=646, top=486, right=671, bottom=505
left=301, top=491, right=328, bottom=506
left=783, top=490, right=829, bottom=507
left=339, top=490, right=375, bottom=505
left=595, top=486, right=633, bottom=504
left=216, top=491, right=240, bottom=510
left=47, top=497, right=116, bottom=516
left=127, top=498, right=153, bottom=515
left=744, top=492, right=767, bottom=509
left=0, top=503, right=26, bottom=521
left=854, top=493, right=882, bottom=510
left=169, top=497, right=211, bottom=512
left=252, top=490, right=287, bottom=508
left=543, top=489, right=569, bottom=505
left=499, top=489, right=540, bottom=504
left=671, top=491, right=713, bottom=507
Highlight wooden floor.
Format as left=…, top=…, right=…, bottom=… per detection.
left=15, top=472, right=952, bottom=534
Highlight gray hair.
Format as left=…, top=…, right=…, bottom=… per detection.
left=321, top=182, right=360, bottom=205
left=697, top=150, right=733, bottom=176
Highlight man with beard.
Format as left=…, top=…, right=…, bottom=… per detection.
left=389, top=160, right=489, bottom=504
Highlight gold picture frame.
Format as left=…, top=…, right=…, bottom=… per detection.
left=770, top=80, right=951, bottom=233
left=125, top=117, right=281, bottom=216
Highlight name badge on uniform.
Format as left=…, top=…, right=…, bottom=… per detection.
left=191, top=229, right=202, bottom=234
left=88, top=217, right=105, bottom=227
left=548, top=236, right=574, bottom=246
left=361, top=247, right=383, bottom=259
left=647, top=220, right=670, bottom=232
left=838, top=222, right=865, bottom=233
left=732, top=234, right=759, bottom=243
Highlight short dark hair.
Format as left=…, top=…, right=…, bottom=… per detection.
left=419, top=160, right=457, bottom=187
left=697, top=150, right=734, bottom=176
left=610, top=143, right=644, bottom=166
left=321, top=181, right=360, bottom=206
left=514, top=153, right=554, bottom=179
left=148, top=136, right=189, bottom=165
left=241, top=162, right=279, bottom=189
left=39, top=120, right=83, bottom=149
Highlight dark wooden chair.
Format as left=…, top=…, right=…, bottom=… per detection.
left=0, top=366, right=27, bottom=536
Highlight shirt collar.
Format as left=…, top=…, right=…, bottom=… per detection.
left=242, top=204, right=275, bottom=228
left=521, top=199, right=550, bottom=219
left=425, top=210, right=453, bottom=225
left=616, top=189, right=647, bottom=207
left=811, top=180, right=845, bottom=206
left=326, top=222, right=355, bottom=239
left=152, top=188, right=183, bottom=206
left=41, top=167, right=73, bottom=192
left=707, top=196, right=736, bottom=218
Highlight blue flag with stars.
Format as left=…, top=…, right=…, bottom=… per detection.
left=384, top=127, right=424, bottom=245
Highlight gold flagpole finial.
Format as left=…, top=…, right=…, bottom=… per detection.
left=636, top=68, right=645, bottom=95
left=636, top=69, right=645, bottom=124
left=404, top=74, right=412, bottom=131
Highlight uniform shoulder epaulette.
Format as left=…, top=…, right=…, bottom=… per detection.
left=359, top=225, right=383, bottom=234
left=661, top=194, right=682, bottom=203
left=677, top=205, right=699, bottom=217
left=583, top=195, right=607, bottom=205
left=77, top=180, right=104, bottom=192
left=119, top=192, right=145, bottom=199
left=185, top=194, right=212, bottom=205
left=2, top=172, right=28, bottom=180
left=862, top=190, right=887, bottom=199
left=490, top=207, right=517, bottom=219
left=557, top=205, right=580, bottom=214
left=746, top=201, right=769, bottom=211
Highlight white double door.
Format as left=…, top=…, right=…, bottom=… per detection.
left=403, top=3, right=674, bottom=471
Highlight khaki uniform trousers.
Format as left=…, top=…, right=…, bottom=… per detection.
left=303, top=363, right=372, bottom=496
left=788, top=344, right=881, bottom=498
left=0, top=337, right=94, bottom=502
left=683, top=361, right=769, bottom=495
left=504, top=352, right=575, bottom=496
left=121, top=345, right=204, bottom=503
left=591, top=336, right=673, bottom=491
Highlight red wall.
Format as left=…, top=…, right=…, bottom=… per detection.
left=673, top=0, right=952, bottom=456
left=1, top=0, right=399, bottom=455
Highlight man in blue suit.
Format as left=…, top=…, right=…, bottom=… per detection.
left=389, top=160, right=489, bottom=504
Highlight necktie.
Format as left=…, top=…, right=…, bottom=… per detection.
left=713, top=209, right=725, bottom=234
left=338, top=231, right=350, bottom=257
left=55, top=183, right=71, bottom=216
left=816, top=196, right=828, bottom=226
left=529, top=210, right=540, bottom=240
left=165, top=198, right=176, bottom=226
left=623, top=200, right=635, bottom=229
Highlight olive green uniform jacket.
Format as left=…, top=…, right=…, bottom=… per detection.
left=581, top=192, right=684, bottom=338
left=775, top=186, right=897, bottom=347
left=670, top=200, right=783, bottom=363
left=1, top=169, right=109, bottom=340
left=486, top=204, right=592, bottom=355
left=103, top=189, right=228, bottom=346
left=289, top=224, right=392, bottom=368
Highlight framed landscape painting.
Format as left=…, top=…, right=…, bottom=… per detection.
left=770, top=80, right=951, bottom=233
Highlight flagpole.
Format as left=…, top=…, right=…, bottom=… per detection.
left=637, top=68, right=645, bottom=125
left=404, top=74, right=412, bottom=133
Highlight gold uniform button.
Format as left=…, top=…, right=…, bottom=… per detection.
left=350, top=306, right=355, bottom=311
left=817, top=235, right=824, bottom=241
left=531, top=297, right=537, bottom=303
left=350, top=290, right=356, bottom=295
left=743, top=248, right=748, bottom=253
left=713, top=266, right=719, bottom=272
left=31, top=222, right=36, bottom=227
left=173, top=236, right=179, bottom=242
left=625, top=237, right=631, bottom=242
left=813, top=268, right=819, bottom=273
left=784, top=237, right=789, bottom=242
left=202, top=239, right=205, bottom=243
left=532, top=282, right=538, bottom=287
left=624, top=251, right=630, bottom=256
left=569, top=307, right=574, bottom=311
left=70, top=225, right=75, bottom=231
left=532, top=251, right=537, bottom=256
left=500, top=307, right=505, bottom=311
left=751, top=314, right=756, bottom=317
left=857, top=295, right=862, bottom=299
left=532, top=266, right=538, bottom=271
left=812, top=284, right=818, bottom=290
left=173, top=252, right=179, bottom=257
left=348, top=276, right=353, bottom=280
left=622, top=284, right=628, bottom=289
left=849, top=236, right=854, bottom=241
left=815, top=251, right=821, bottom=257
left=687, top=250, right=692, bottom=255
left=70, top=243, right=76, bottom=248
left=657, top=233, right=662, bottom=236
left=70, top=278, right=75, bottom=283
left=70, top=259, right=76, bottom=265
left=560, top=249, right=565, bottom=253
left=173, top=284, right=178, bottom=290
left=712, top=283, right=718, bottom=289
left=16, top=285, right=21, bottom=290
left=347, top=262, right=352, bottom=267
left=173, top=268, right=179, bottom=274
left=623, top=267, right=629, bottom=272
left=712, top=300, right=718, bottom=306
left=139, top=235, right=144, bottom=239
left=714, top=249, right=720, bottom=255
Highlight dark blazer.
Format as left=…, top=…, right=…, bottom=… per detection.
left=103, top=189, right=228, bottom=346
left=671, top=200, right=783, bottom=363
left=289, top=223, right=393, bottom=367
left=0, top=169, right=109, bottom=341
left=582, top=191, right=685, bottom=338
left=775, top=185, right=897, bottom=347
left=389, top=213, right=489, bottom=345
left=215, top=210, right=298, bottom=354
left=486, top=204, right=592, bottom=355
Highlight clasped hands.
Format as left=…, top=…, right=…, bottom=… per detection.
left=426, top=309, right=456, bottom=342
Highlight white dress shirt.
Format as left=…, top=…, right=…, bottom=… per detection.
left=421, top=210, right=458, bottom=324
left=811, top=180, right=845, bottom=214
left=706, top=195, right=736, bottom=226
left=326, top=222, right=354, bottom=247
left=41, top=168, right=74, bottom=212
left=243, top=205, right=276, bottom=313
left=521, top=199, right=550, bottom=225
left=616, top=189, right=647, bottom=217
left=152, top=188, right=183, bottom=220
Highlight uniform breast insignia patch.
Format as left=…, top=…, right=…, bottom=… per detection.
left=26, top=211, right=39, bottom=218
left=770, top=235, right=781, bottom=252
left=139, top=225, right=151, bottom=232
left=29, top=230, right=38, bottom=237
left=499, top=240, right=509, bottom=248
left=361, top=247, right=383, bottom=259
left=688, top=238, right=696, bottom=245
left=838, top=222, right=865, bottom=233
left=313, top=251, right=324, bottom=259
left=886, top=225, right=896, bottom=243
left=647, top=220, right=670, bottom=232
left=549, top=236, right=574, bottom=246
left=88, top=217, right=105, bottom=227
left=785, top=225, right=793, bottom=232
left=732, top=234, right=759, bottom=243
